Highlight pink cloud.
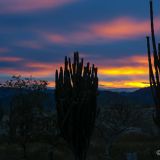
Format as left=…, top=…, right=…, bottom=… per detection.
left=0, top=56, right=23, bottom=62
left=0, top=48, right=10, bottom=53
left=88, top=17, right=160, bottom=40
left=94, top=55, right=148, bottom=77
left=0, top=61, right=62, bottom=77
left=24, top=61, right=62, bottom=77
left=0, top=0, right=77, bottom=13
left=94, top=55, right=148, bottom=68
left=0, top=54, right=150, bottom=88
left=26, top=61, right=60, bottom=70
left=44, top=32, right=96, bottom=45
left=0, top=68, right=51, bottom=77
left=96, top=55, right=149, bottom=88
left=90, top=17, right=150, bottom=39
left=16, top=40, right=42, bottom=49
left=44, top=17, right=160, bottom=44
left=46, top=34, right=68, bottom=44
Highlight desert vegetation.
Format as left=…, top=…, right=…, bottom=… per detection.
left=1, top=0, right=160, bottom=160
left=0, top=51, right=158, bottom=160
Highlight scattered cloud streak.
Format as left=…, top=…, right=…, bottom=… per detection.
left=0, top=0, right=77, bottom=14
left=0, top=54, right=149, bottom=88
left=90, top=17, right=149, bottom=39
left=16, top=40, right=42, bottom=49
left=96, top=55, right=149, bottom=88
left=0, top=56, right=23, bottom=62
left=0, top=48, right=10, bottom=53
left=97, top=55, right=148, bottom=77
left=0, top=0, right=154, bottom=89
left=44, top=17, right=160, bottom=45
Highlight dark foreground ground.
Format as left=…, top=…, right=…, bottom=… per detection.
left=0, top=130, right=160, bottom=160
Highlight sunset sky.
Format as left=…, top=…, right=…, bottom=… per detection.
left=0, top=0, right=160, bottom=89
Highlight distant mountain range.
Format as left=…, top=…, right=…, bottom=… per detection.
left=0, top=88, right=55, bottom=112
left=98, top=87, right=154, bottom=107
left=0, top=87, right=154, bottom=112
left=99, top=87, right=139, bottom=92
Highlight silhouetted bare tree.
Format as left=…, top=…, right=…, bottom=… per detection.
left=3, top=75, right=48, bottom=159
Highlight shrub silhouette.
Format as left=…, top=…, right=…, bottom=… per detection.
left=55, top=52, right=98, bottom=160
left=2, top=75, right=49, bottom=159
left=146, top=0, right=160, bottom=128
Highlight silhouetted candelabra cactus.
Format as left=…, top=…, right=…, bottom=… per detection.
left=146, top=0, right=160, bottom=128
left=55, top=52, right=98, bottom=160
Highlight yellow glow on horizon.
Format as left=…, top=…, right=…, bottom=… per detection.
left=99, top=67, right=148, bottom=76
left=48, top=80, right=149, bottom=89
left=48, top=81, right=55, bottom=88
left=0, top=55, right=150, bottom=89
left=99, top=80, right=149, bottom=89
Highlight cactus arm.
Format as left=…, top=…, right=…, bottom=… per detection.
left=147, top=36, right=158, bottom=107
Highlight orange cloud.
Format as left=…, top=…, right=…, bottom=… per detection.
left=0, top=67, right=55, bottom=78
left=97, top=55, right=149, bottom=77
left=46, top=34, right=68, bottom=44
left=44, top=17, right=160, bottom=44
left=30, top=55, right=149, bottom=88
left=48, top=81, right=55, bottom=88
left=0, top=54, right=150, bottom=89
left=128, top=55, right=148, bottom=65
left=0, top=60, right=62, bottom=78
left=25, top=61, right=62, bottom=77
left=26, top=61, right=62, bottom=69
left=95, top=55, right=148, bottom=68
left=90, top=17, right=150, bottom=39
left=97, top=55, right=149, bottom=88
left=89, top=17, right=160, bottom=40
left=0, top=0, right=77, bottom=13
left=0, top=68, right=49, bottom=77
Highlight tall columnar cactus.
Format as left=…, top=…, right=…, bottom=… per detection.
left=146, top=0, right=160, bottom=128
left=55, top=52, right=98, bottom=160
